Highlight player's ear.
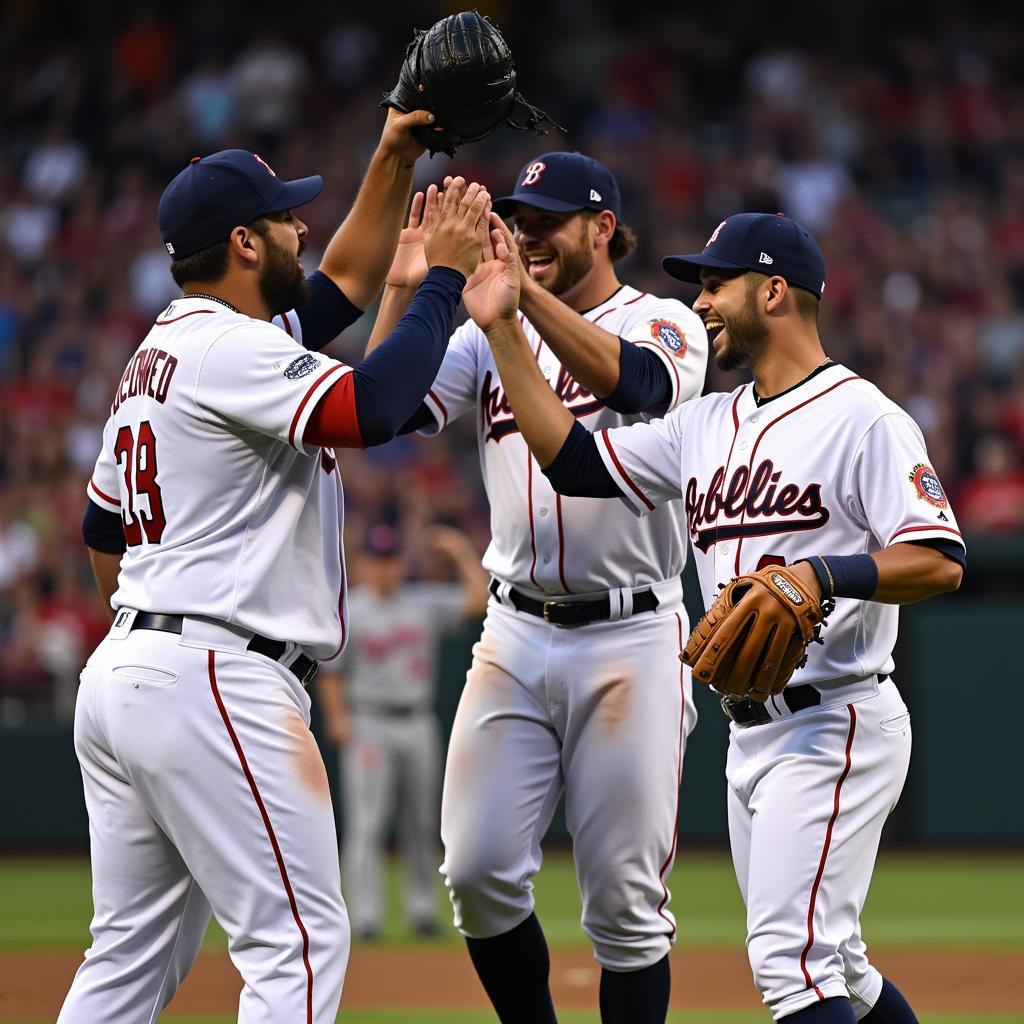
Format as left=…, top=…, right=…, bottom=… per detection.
left=228, top=226, right=259, bottom=265
left=764, top=275, right=788, bottom=313
left=593, top=210, right=616, bottom=249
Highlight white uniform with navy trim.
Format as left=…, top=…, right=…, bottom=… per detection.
left=596, top=362, right=965, bottom=1016
left=62, top=295, right=354, bottom=1023
left=86, top=295, right=351, bottom=659
left=431, top=287, right=710, bottom=970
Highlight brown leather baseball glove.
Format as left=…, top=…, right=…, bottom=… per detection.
left=681, top=565, right=834, bottom=702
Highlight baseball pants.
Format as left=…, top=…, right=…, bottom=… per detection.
left=441, top=587, right=696, bottom=971
left=58, top=617, right=348, bottom=1024
left=726, top=678, right=912, bottom=1020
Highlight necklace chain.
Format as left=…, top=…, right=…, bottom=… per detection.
left=183, top=292, right=240, bottom=314
left=754, top=358, right=833, bottom=406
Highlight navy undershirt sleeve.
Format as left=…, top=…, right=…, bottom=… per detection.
left=82, top=499, right=127, bottom=554
left=910, top=537, right=966, bottom=568
left=352, top=266, right=465, bottom=447
left=599, top=337, right=673, bottom=413
left=541, top=420, right=621, bottom=498
left=298, top=270, right=363, bottom=351
left=398, top=403, right=436, bottom=435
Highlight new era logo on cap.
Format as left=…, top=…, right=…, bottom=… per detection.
left=493, top=152, right=622, bottom=218
left=662, top=212, right=827, bottom=300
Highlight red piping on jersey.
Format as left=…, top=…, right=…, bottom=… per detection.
left=799, top=703, right=857, bottom=1000
left=427, top=388, right=448, bottom=429
left=592, top=290, right=649, bottom=325
left=656, top=612, right=688, bottom=940
left=280, top=311, right=294, bottom=337
left=888, top=523, right=964, bottom=545
left=734, top=375, right=860, bottom=575
left=600, top=430, right=655, bottom=511
left=288, top=364, right=348, bottom=449
left=89, top=478, right=121, bottom=507
left=527, top=451, right=539, bottom=587
left=634, top=339, right=681, bottom=404
left=207, top=650, right=314, bottom=1022
left=154, top=309, right=215, bottom=325
left=555, top=493, right=571, bottom=592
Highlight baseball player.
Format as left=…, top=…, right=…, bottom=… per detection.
left=357, top=152, right=708, bottom=1022
left=467, top=211, right=964, bottom=1023
left=60, top=110, right=494, bottom=1022
left=316, top=523, right=488, bottom=941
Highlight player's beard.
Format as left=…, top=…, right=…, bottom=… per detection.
left=532, top=220, right=595, bottom=297
left=258, top=236, right=309, bottom=316
left=714, top=279, right=770, bottom=371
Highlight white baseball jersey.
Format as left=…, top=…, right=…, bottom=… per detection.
left=598, top=362, right=965, bottom=684
left=326, top=583, right=464, bottom=710
left=86, top=295, right=352, bottom=659
left=420, top=286, right=708, bottom=594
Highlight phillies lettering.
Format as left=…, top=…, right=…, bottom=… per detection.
left=482, top=368, right=604, bottom=442
left=685, top=458, right=829, bottom=552
left=112, top=348, right=178, bottom=414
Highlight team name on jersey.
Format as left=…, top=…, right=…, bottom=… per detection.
left=684, top=458, right=830, bottom=552
left=359, top=625, right=426, bottom=660
left=112, top=347, right=179, bottom=415
left=481, top=367, right=604, bottom=443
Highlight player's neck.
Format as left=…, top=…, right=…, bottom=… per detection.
left=181, top=282, right=273, bottom=322
left=556, top=264, right=621, bottom=313
left=751, top=336, right=830, bottom=401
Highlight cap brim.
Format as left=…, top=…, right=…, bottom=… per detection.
left=661, top=253, right=749, bottom=284
left=268, top=174, right=324, bottom=213
left=493, top=192, right=586, bottom=216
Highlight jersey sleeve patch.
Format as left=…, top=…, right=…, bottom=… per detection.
left=283, top=353, right=322, bottom=380
left=909, top=463, right=948, bottom=509
left=647, top=319, right=687, bottom=356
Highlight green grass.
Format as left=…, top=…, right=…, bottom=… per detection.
left=2, top=851, right=1022, bottom=952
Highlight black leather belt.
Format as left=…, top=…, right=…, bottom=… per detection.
left=489, top=578, right=658, bottom=628
left=721, top=674, right=889, bottom=727
left=129, top=612, right=319, bottom=687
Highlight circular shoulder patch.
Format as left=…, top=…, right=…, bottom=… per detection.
left=284, top=353, right=321, bottom=380
left=649, top=319, right=687, bottom=355
left=909, top=463, right=947, bottom=508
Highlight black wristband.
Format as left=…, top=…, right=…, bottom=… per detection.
left=802, top=554, right=878, bottom=600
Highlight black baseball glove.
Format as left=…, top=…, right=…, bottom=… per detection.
left=382, top=9, right=559, bottom=157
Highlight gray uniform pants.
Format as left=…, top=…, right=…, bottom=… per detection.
left=341, top=708, right=441, bottom=932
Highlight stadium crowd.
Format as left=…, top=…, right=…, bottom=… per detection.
left=2, top=2, right=1023, bottom=717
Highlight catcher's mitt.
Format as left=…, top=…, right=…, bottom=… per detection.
left=381, top=9, right=559, bottom=157
left=681, top=565, right=835, bottom=702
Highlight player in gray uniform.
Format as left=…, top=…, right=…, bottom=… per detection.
left=317, top=523, right=488, bottom=940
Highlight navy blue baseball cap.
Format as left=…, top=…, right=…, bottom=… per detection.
left=364, top=524, right=402, bottom=557
left=493, top=152, right=621, bottom=218
left=662, top=213, right=826, bottom=299
left=158, top=150, right=323, bottom=261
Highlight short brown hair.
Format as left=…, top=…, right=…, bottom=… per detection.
left=169, top=216, right=274, bottom=288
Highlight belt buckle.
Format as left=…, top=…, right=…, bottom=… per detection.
left=542, top=600, right=580, bottom=627
left=298, top=658, right=319, bottom=688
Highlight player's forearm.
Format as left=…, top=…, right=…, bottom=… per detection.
left=519, top=281, right=621, bottom=395
left=87, top=548, right=121, bottom=620
left=801, top=543, right=963, bottom=606
left=870, top=544, right=963, bottom=603
left=319, top=150, right=417, bottom=310
left=366, top=283, right=417, bottom=355
left=484, top=318, right=574, bottom=467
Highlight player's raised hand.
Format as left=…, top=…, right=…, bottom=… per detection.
left=386, top=187, right=432, bottom=289
left=378, top=106, right=435, bottom=164
left=462, top=212, right=521, bottom=331
left=422, top=177, right=492, bottom=280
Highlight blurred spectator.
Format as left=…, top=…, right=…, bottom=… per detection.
left=956, top=432, right=1024, bottom=534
